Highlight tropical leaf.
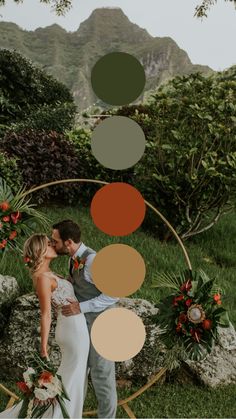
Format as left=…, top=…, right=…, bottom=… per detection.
left=152, top=271, right=186, bottom=292
left=0, top=177, right=14, bottom=202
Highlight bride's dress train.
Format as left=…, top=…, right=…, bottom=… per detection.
left=0, top=275, right=90, bottom=418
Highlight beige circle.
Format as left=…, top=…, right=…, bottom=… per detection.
left=91, top=308, right=146, bottom=361
left=91, top=244, right=146, bottom=297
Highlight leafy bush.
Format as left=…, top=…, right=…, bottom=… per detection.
left=0, top=130, right=80, bottom=204
left=97, top=70, right=236, bottom=239
left=0, top=49, right=76, bottom=133
left=0, top=152, right=22, bottom=192
left=67, top=127, right=135, bottom=203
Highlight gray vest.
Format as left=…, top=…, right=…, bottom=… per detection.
left=72, top=247, right=101, bottom=303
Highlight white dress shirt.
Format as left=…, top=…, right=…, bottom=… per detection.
left=71, top=242, right=119, bottom=314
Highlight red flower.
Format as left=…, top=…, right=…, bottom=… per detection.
left=179, top=313, right=187, bottom=323
left=2, top=215, right=10, bottom=222
left=0, top=201, right=10, bottom=212
left=202, top=319, right=212, bottom=330
left=173, top=294, right=185, bottom=306
left=0, top=239, right=7, bottom=249
left=17, top=381, right=30, bottom=394
left=11, top=211, right=22, bottom=224
left=176, top=322, right=182, bottom=332
left=9, top=230, right=17, bottom=240
left=185, top=298, right=193, bottom=307
left=180, top=280, right=192, bottom=293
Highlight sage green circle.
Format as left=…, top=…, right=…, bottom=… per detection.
left=91, top=116, right=146, bottom=170
left=91, top=52, right=146, bottom=106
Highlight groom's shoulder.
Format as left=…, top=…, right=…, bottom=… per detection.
left=83, top=244, right=96, bottom=256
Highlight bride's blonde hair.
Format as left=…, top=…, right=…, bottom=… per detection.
left=23, top=234, right=48, bottom=275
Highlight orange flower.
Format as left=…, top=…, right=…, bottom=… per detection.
left=0, top=239, right=7, bottom=249
left=9, top=230, right=17, bottom=240
left=213, top=294, right=221, bottom=304
left=0, top=201, right=10, bottom=212
left=38, top=371, right=53, bottom=385
left=73, top=259, right=79, bottom=270
left=2, top=215, right=10, bottom=222
left=202, top=319, right=212, bottom=330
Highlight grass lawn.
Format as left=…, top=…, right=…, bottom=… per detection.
left=0, top=205, right=236, bottom=418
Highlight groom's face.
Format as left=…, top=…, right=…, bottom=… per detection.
left=51, top=229, right=68, bottom=255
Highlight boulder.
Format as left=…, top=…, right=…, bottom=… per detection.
left=0, top=294, right=236, bottom=388
left=0, top=274, right=20, bottom=337
left=0, top=275, right=20, bottom=309
left=186, top=322, right=236, bottom=387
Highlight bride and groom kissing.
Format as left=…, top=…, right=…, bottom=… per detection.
left=0, top=219, right=118, bottom=419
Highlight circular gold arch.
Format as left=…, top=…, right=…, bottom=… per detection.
left=1, top=178, right=192, bottom=418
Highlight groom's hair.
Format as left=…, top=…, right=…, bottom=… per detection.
left=53, top=219, right=81, bottom=243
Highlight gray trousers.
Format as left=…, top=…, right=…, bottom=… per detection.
left=84, top=310, right=117, bottom=418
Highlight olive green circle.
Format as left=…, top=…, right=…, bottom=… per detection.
left=91, top=52, right=146, bottom=106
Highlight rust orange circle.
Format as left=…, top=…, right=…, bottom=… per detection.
left=90, top=182, right=146, bottom=236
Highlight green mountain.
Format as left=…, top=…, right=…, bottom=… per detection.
left=0, top=8, right=213, bottom=110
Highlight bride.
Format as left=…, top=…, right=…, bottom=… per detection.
left=0, top=234, right=90, bottom=418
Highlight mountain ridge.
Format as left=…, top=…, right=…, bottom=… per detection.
left=0, top=8, right=213, bottom=110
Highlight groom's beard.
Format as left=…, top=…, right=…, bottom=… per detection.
left=55, top=245, right=69, bottom=255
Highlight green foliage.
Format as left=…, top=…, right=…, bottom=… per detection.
left=67, top=127, right=135, bottom=203
left=152, top=269, right=230, bottom=363
left=0, top=129, right=79, bottom=204
left=0, top=151, right=22, bottom=192
left=195, top=0, right=236, bottom=18
left=0, top=0, right=72, bottom=15
left=106, top=70, right=236, bottom=239
left=0, top=177, right=50, bottom=256
left=0, top=49, right=76, bottom=133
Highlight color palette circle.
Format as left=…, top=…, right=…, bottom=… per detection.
left=90, top=182, right=146, bottom=236
left=91, top=244, right=146, bottom=297
left=91, top=52, right=146, bottom=105
left=91, top=116, right=146, bottom=170
left=91, top=307, right=146, bottom=362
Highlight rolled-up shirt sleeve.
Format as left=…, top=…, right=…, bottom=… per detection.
left=79, top=252, right=119, bottom=314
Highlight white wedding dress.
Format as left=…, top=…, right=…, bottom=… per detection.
left=0, top=275, right=90, bottom=419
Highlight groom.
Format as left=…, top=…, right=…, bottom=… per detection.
left=51, top=219, right=118, bottom=418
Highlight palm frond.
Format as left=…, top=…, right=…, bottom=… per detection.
left=152, top=271, right=186, bottom=291
left=0, top=177, right=14, bottom=202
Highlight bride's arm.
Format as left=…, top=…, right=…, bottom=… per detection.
left=36, top=275, right=52, bottom=359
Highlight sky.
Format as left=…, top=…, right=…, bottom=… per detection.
left=0, top=0, right=235, bottom=71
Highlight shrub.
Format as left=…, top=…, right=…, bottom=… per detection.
left=0, top=49, right=76, bottom=133
left=0, top=130, right=80, bottom=204
left=0, top=152, right=22, bottom=192
left=98, top=71, right=236, bottom=240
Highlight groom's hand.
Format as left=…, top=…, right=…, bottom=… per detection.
left=62, top=298, right=81, bottom=316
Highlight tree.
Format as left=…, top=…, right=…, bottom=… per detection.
left=0, top=0, right=72, bottom=15
left=102, top=69, right=236, bottom=240
left=195, top=0, right=236, bottom=17
left=0, top=49, right=76, bottom=133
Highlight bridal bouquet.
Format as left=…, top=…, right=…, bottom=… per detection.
left=16, top=353, right=70, bottom=418
left=152, top=269, right=230, bottom=364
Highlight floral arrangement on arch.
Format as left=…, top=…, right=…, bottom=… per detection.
left=0, top=178, right=48, bottom=255
left=16, top=352, right=70, bottom=418
left=152, top=269, right=230, bottom=364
